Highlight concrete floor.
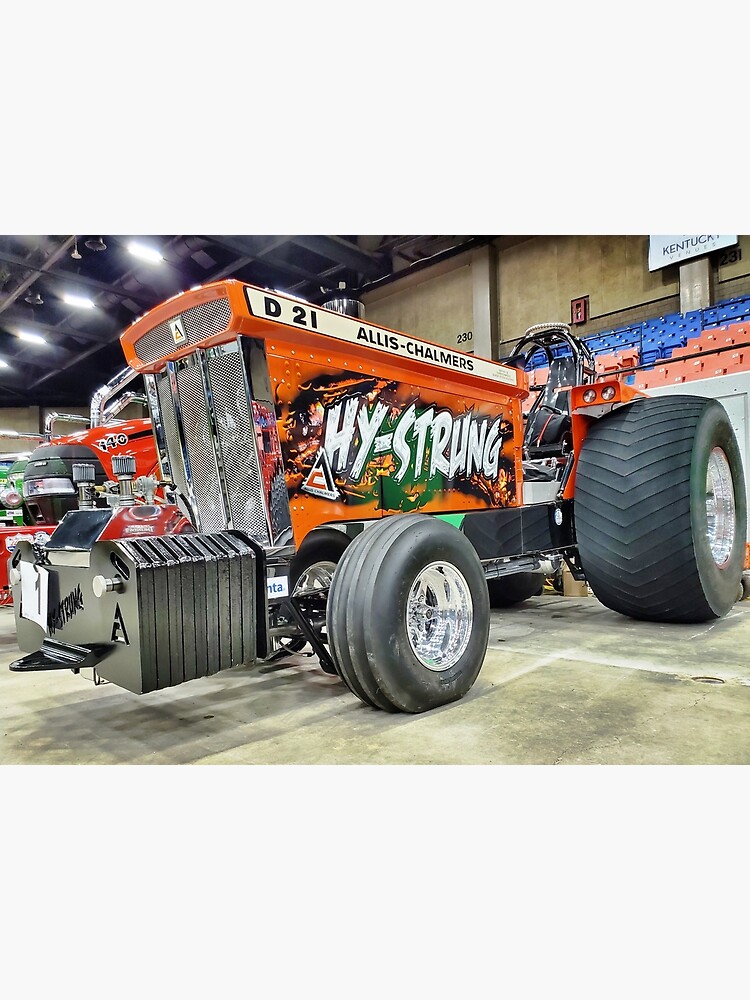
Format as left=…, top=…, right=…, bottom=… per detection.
left=1, top=593, right=750, bottom=764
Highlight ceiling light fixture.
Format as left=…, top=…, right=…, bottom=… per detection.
left=24, top=290, right=43, bottom=306
left=128, top=241, right=164, bottom=263
left=71, top=237, right=82, bottom=260
left=63, top=292, right=95, bottom=309
left=18, top=330, right=47, bottom=345
left=85, top=236, right=107, bottom=251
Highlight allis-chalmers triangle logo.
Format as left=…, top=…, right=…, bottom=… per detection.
left=169, top=317, right=187, bottom=345
left=302, top=449, right=340, bottom=500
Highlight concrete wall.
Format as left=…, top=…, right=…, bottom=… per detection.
left=497, top=235, right=680, bottom=344
left=715, top=234, right=750, bottom=300
left=0, top=407, right=42, bottom=457
left=362, top=255, right=474, bottom=350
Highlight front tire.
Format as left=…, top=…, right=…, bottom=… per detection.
left=575, top=395, right=746, bottom=623
left=327, top=514, right=490, bottom=713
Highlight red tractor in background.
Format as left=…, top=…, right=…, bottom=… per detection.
left=0, top=369, right=159, bottom=605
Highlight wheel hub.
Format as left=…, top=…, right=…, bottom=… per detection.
left=293, top=560, right=337, bottom=596
left=405, top=562, right=473, bottom=671
left=705, top=447, right=735, bottom=567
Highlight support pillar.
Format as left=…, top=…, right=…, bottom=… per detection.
left=471, top=245, right=499, bottom=360
left=679, top=257, right=713, bottom=313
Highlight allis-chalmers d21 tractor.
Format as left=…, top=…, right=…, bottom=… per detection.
left=8, top=280, right=747, bottom=714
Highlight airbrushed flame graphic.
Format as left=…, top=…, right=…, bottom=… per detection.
left=279, top=373, right=516, bottom=512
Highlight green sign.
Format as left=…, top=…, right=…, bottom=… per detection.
left=0, top=464, right=25, bottom=526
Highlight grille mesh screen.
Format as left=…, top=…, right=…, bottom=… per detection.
left=156, top=373, right=190, bottom=501
left=135, top=298, right=232, bottom=365
left=150, top=344, right=290, bottom=546
left=206, top=350, right=271, bottom=545
left=175, top=363, right=226, bottom=533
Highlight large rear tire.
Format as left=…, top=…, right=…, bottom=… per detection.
left=575, top=395, right=746, bottom=623
left=327, top=514, right=490, bottom=713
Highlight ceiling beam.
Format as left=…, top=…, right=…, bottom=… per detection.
left=289, top=261, right=349, bottom=297
left=202, top=235, right=293, bottom=260
left=0, top=359, right=52, bottom=391
left=0, top=310, right=121, bottom=345
left=29, top=336, right=116, bottom=389
left=253, top=236, right=295, bottom=258
left=290, top=235, right=385, bottom=277
left=7, top=240, right=196, bottom=377
left=0, top=237, right=75, bottom=317
left=202, top=255, right=255, bottom=282
left=0, top=383, right=29, bottom=402
left=0, top=332, right=88, bottom=372
left=0, top=250, right=155, bottom=306
left=354, top=236, right=498, bottom=297
left=205, top=236, right=343, bottom=291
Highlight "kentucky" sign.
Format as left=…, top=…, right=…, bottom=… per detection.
left=648, top=235, right=737, bottom=271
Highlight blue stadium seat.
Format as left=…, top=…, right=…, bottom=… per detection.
left=703, top=307, right=719, bottom=326
left=530, top=350, right=547, bottom=368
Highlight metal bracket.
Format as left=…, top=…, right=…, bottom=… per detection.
left=10, top=639, right=112, bottom=672
left=279, top=595, right=338, bottom=675
left=557, top=452, right=576, bottom=498
left=563, top=550, right=587, bottom=581
left=484, top=556, right=541, bottom=581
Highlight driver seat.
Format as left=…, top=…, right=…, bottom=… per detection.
left=524, top=359, right=574, bottom=460
left=525, top=398, right=571, bottom=457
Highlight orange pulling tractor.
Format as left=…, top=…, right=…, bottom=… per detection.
left=8, top=281, right=746, bottom=713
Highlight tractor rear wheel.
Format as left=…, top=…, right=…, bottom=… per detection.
left=327, top=514, right=490, bottom=713
left=575, top=395, right=746, bottom=623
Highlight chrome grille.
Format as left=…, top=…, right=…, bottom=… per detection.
left=134, top=298, right=232, bottom=365
left=206, top=349, right=271, bottom=545
left=155, top=373, right=188, bottom=500
left=175, top=360, right=227, bottom=533
left=149, top=341, right=290, bottom=546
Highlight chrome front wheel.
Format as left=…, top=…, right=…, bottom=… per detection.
left=405, top=562, right=473, bottom=671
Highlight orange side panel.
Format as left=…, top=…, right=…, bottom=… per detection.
left=269, top=354, right=524, bottom=542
